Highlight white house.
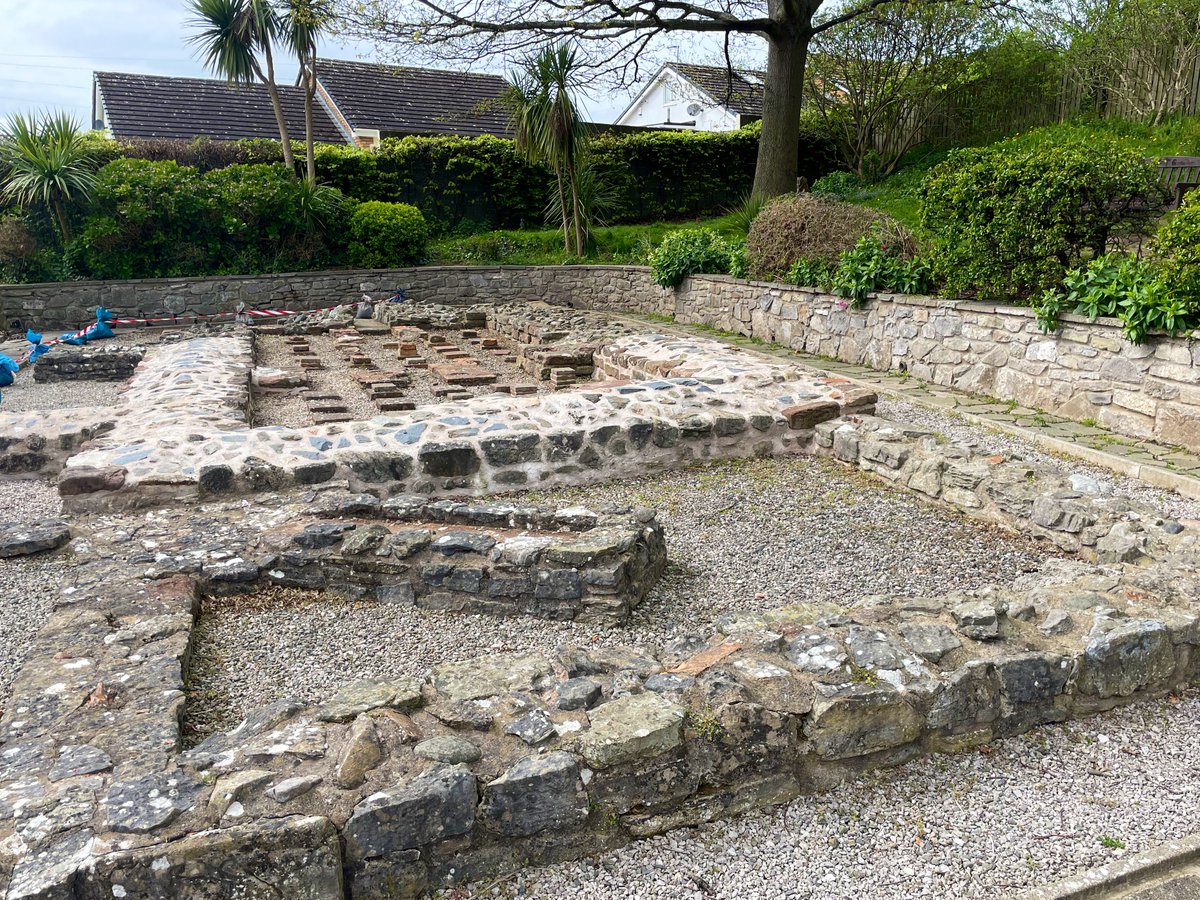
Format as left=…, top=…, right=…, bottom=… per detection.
left=616, top=62, right=765, bottom=131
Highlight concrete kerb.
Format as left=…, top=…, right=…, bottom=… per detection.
left=1012, top=832, right=1200, bottom=899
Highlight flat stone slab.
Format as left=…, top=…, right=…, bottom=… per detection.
left=0, top=521, right=70, bottom=558
left=577, top=692, right=686, bottom=768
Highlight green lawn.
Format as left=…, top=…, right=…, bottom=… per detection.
left=428, top=213, right=746, bottom=266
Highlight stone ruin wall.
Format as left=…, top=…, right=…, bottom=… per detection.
left=4, top=412, right=1200, bottom=899
left=3, top=296, right=1200, bottom=896
left=5, top=265, right=1196, bottom=453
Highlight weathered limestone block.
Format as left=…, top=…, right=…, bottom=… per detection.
left=578, top=693, right=686, bottom=768
left=101, top=769, right=203, bottom=834
left=335, top=716, right=384, bottom=788
left=0, top=522, right=70, bottom=559
left=318, top=677, right=423, bottom=723
left=343, top=765, right=476, bottom=859
left=77, top=815, right=344, bottom=899
left=431, top=653, right=554, bottom=701
left=805, top=683, right=923, bottom=759
left=479, top=752, right=589, bottom=837
left=1076, top=620, right=1177, bottom=699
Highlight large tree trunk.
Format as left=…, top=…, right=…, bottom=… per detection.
left=752, top=17, right=813, bottom=198
left=261, top=42, right=296, bottom=172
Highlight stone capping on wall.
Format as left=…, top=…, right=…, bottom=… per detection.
left=3, top=412, right=1199, bottom=898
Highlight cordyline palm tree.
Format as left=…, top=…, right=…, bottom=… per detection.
left=280, top=0, right=333, bottom=185
left=188, top=0, right=296, bottom=171
left=506, top=43, right=589, bottom=256
left=0, top=111, right=96, bottom=243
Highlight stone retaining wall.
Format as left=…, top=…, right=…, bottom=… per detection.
left=5, top=265, right=1196, bottom=452
left=660, top=278, right=1200, bottom=453
left=0, top=266, right=657, bottom=332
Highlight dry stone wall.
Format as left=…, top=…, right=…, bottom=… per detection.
left=242, top=495, right=667, bottom=625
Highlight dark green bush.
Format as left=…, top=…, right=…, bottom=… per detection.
left=347, top=201, right=429, bottom=268
left=70, top=158, right=350, bottom=279
left=747, top=193, right=916, bottom=281
left=649, top=228, right=742, bottom=287
left=76, top=127, right=838, bottom=235
left=920, top=137, right=1163, bottom=301
left=1154, top=188, right=1200, bottom=308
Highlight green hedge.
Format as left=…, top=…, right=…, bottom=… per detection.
left=920, top=136, right=1162, bottom=300
left=69, top=127, right=836, bottom=234
left=69, top=158, right=351, bottom=280
left=916, top=135, right=1161, bottom=301
left=348, top=201, right=428, bottom=268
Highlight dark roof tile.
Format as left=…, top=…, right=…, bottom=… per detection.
left=670, top=63, right=765, bottom=117
left=95, top=71, right=344, bottom=143
left=315, top=59, right=511, bottom=138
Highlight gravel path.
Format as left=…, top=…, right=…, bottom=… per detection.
left=185, top=455, right=1056, bottom=740
left=0, top=479, right=62, bottom=710
left=469, top=691, right=1200, bottom=900
left=876, top=397, right=1200, bottom=521
left=253, top=333, right=380, bottom=427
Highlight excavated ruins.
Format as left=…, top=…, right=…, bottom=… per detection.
left=0, top=296, right=1198, bottom=899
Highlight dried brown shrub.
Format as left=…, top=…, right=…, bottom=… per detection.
left=746, top=193, right=916, bottom=281
left=0, top=216, right=38, bottom=268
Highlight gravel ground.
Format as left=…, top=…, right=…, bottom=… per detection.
left=185, top=455, right=1057, bottom=740
left=252, top=330, right=547, bottom=427
left=876, top=397, right=1200, bottom=521
left=0, top=479, right=62, bottom=710
left=465, top=691, right=1200, bottom=900
left=0, top=377, right=124, bottom=413
left=253, top=333, right=380, bottom=427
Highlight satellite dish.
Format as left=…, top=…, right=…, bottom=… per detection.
left=686, top=103, right=703, bottom=116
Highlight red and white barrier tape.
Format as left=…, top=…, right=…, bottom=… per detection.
left=11, top=304, right=343, bottom=366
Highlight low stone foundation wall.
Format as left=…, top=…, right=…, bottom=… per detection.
left=240, top=496, right=667, bottom=625
left=3, top=416, right=1198, bottom=899
left=30, top=349, right=143, bottom=383
left=57, top=328, right=874, bottom=511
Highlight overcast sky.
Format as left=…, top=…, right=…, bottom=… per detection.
left=0, top=0, right=642, bottom=127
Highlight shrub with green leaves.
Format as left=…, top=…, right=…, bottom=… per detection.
left=69, top=158, right=350, bottom=279
left=830, top=236, right=933, bottom=305
left=1154, top=188, right=1200, bottom=308
left=810, top=171, right=861, bottom=199
left=347, top=201, right=429, bottom=269
left=746, top=193, right=916, bottom=282
left=921, top=137, right=1162, bottom=301
left=785, top=257, right=836, bottom=289
left=649, top=228, right=742, bottom=287
left=1034, top=253, right=1196, bottom=344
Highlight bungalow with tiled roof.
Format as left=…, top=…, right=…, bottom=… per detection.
left=92, top=60, right=512, bottom=147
